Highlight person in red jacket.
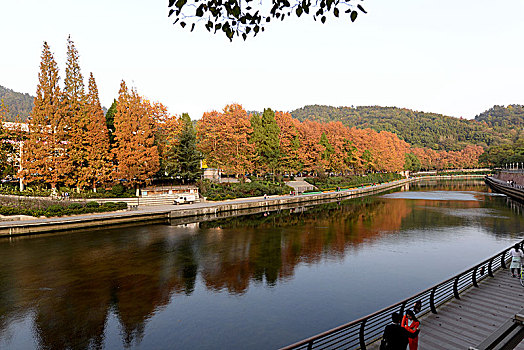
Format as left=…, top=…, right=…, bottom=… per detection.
left=401, top=310, right=420, bottom=350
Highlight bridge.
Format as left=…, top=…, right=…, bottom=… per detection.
left=281, top=240, right=524, bottom=350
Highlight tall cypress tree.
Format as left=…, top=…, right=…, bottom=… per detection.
left=78, top=73, right=113, bottom=190
left=62, top=36, right=86, bottom=189
left=167, top=113, right=201, bottom=183
left=22, top=42, right=66, bottom=190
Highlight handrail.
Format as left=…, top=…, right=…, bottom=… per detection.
left=280, top=239, right=524, bottom=350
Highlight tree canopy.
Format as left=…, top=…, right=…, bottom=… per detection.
left=168, top=0, right=367, bottom=40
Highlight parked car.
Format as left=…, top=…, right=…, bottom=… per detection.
left=174, top=194, right=196, bottom=205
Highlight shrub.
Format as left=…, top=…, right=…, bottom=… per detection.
left=111, top=184, right=126, bottom=197
left=0, top=199, right=127, bottom=218
left=67, top=202, right=83, bottom=210
left=85, top=201, right=100, bottom=208
left=197, top=179, right=293, bottom=201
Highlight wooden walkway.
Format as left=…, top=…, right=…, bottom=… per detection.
left=369, top=268, right=524, bottom=349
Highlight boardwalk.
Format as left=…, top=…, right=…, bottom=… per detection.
left=368, top=268, right=524, bottom=350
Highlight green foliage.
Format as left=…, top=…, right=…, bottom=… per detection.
left=0, top=184, right=52, bottom=197
left=0, top=196, right=127, bottom=217
left=291, top=105, right=509, bottom=151
left=0, top=183, right=137, bottom=198
left=105, top=99, right=117, bottom=145
left=0, top=85, right=33, bottom=121
left=404, top=153, right=421, bottom=172
left=305, top=173, right=402, bottom=191
left=479, top=136, right=524, bottom=167
left=250, top=109, right=281, bottom=174
left=474, top=105, right=524, bottom=131
left=165, top=113, right=202, bottom=183
left=319, top=132, right=334, bottom=163
left=435, top=170, right=490, bottom=176
left=198, top=179, right=292, bottom=201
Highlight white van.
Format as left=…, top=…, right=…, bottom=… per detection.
left=174, top=194, right=196, bottom=205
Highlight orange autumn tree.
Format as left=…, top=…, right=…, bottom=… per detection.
left=275, top=111, right=302, bottom=173
left=372, top=131, right=410, bottom=172
left=459, top=145, right=484, bottom=168
left=197, top=104, right=254, bottom=176
left=149, top=102, right=182, bottom=176
left=76, top=73, right=113, bottom=191
left=347, top=127, right=376, bottom=172
left=62, top=36, right=87, bottom=189
left=22, top=42, right=68, bottom=190
left=321, top=121, right=357, bottom=173
left=295, top=119, right=325, bottom=172
left=113, top=81, right=159, bottom=189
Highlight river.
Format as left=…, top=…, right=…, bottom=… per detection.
left=0, top=179, right=523, bottom=349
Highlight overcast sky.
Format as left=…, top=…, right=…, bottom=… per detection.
left=2, top=0, right=523, bottom=120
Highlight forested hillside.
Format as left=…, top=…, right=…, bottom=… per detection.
left=0, top=85, right=33, bottom=121
left=291, top=105, right=509, bottom=151
left=474, top=104, right=524, bottom=130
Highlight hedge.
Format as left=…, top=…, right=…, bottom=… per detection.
left=0, top=200, right=127, bottom=218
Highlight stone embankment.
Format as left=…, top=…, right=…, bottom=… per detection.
left=0, top=175, right=485, bottom=238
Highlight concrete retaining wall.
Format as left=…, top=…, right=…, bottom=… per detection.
left=0, top=175, right=486, bottom=237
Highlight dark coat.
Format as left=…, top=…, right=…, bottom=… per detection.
left=381, top=323, right=418, bottom=350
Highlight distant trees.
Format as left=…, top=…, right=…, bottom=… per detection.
left=291, top=105, right=507, bottom=151
left=480, top=139, right=524, bottom=167
left=0, top=85, right=33, bottom=122
left=195, top=104, right=485, bottom=176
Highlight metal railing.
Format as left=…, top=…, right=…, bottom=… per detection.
left=280, top=239, right=524, bottom=350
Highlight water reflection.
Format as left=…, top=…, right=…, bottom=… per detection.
left=0, top=179, right=523, bottom=349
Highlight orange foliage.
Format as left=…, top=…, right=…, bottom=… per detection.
left=197, top=104, right=254, bottom=175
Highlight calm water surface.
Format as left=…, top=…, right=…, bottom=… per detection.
left=1, top=179, right=523, bottom=349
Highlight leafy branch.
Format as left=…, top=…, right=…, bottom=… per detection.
left=168, top=0, right=367, bottom=41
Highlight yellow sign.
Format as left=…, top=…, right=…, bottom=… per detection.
left=201, top=159, right=208, bottom=169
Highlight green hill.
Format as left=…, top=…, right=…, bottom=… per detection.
left=0, top=85, right=33, bottom=122
left=474, top=104, right=524, bottom=131
left=290, top=105, right=510, bottom=151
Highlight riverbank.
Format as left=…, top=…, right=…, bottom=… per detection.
left=0, top=175, right=486, bottom=238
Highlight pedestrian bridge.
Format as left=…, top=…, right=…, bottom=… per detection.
left=280, top=240, right=524, bottom=350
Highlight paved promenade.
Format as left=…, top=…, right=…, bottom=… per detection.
left=367, top=267, right=524, bottom=350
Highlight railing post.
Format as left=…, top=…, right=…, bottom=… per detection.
left=359, top=319, right=367, bottom=350
left=430, top=287, right=437, bottom=314
left=453, top=276, right=461, bottom=299
left=307, top=340, right=313, bottom=350
left=472, top=267, right=478, bottom=287
left=501, top=250, right=507, bottom=269
left=488, top=257, right=494, bottom=277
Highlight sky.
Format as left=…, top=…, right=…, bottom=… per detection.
left=1, top=0, right=524, bottom=120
